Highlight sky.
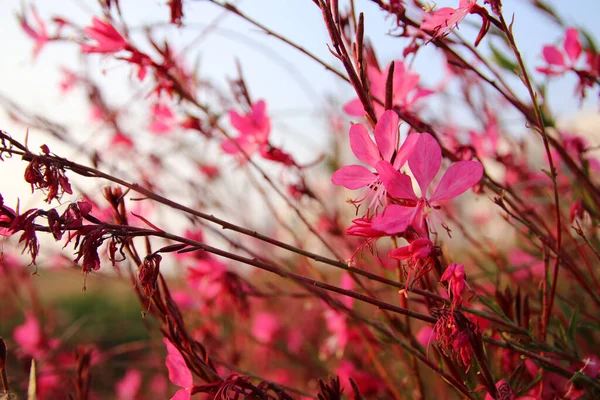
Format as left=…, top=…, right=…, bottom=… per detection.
left=0, top=0, right=599, bottom=207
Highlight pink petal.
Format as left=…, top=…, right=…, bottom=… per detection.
left=440, top=263, right=456, bottom=282
left=116, top=369, right=142, bottom=399
left=564, top=28, right=582, bottom=64
left=408, top=133, right=441, bottom=196
left=252, top=312, right=280, bottom=344
left=171, top=388, right=191, bottom=400
left=388, top=246, right=411, bottom=260
left=163, top=338, right=193, bottom=389
left=342, top=98, right=366, bottom=117
left=430, top=160, right=483, bottom=203
left=393, top=133, right=419, bottom=170
left=375, top=161, right=417, bottom=200
left=372, top=204, right=415, bottom=234
left=229, top=110, right=250, bottom=133
left=421, top=8, right=455, bottom=31
left=367, top=65, right=385, bottom=97
left=542, top=45, right=566, bottom=67
left=374, top=110, right=399, bottom=161
left=331, top=165, right=375, bottom=190
left=349, top=123, right=379, bottom=166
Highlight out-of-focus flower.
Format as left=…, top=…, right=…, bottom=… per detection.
left=343, top=61, right=431, bottom=118
left=18, top=5, right=49, bottom=59
left=421, top=0, right=478, bottom=39
left=81, top=17, right=128, bottom=54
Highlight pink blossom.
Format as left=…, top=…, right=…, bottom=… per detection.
left=421, top=0, right=478, bottom=39
left=373, top=132, right=483, bottom=235
left=440, top=263, right=467, bottom=307
left=251, top=312, right=281, bottom=344
left=149, top=103, right=176, bottom=135
left=18, top=6, right=49, bottom=59
left=537, top=28, right=583, bottom=76
left=332, top=110, right=419, bottom=211
left=416, top=325, right=435, bottom=348
left=115, top=369, right=142, bottom=399
left=484, top=379, right=536, bottom=400
left=389, top=238, right=438, bottom=288
left=343, top=61, right=431, bottom=118
left=336, top=360, right=385, bottom=395
left=508, top=249, right=545, bottom=280
left=222, top=100, right=270, bottom=157
left=13, top=314, right=60, bottom=359
left=163, top=338, right=193, bottom=400
left=81, top=17, right=128, bottom=54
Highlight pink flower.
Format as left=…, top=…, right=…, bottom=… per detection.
left=81, top=17, right=128, bottom=54
left=508, top=250, right=545, bottom=280
left=416, top=325, right=435, bottom=348
left=149, top=103, right=176, bottom=134
left=163, top=338, right=193, bottom=400
left=222, top=100, right=270, bottom=157
left=251, top=312, right=281, bottom=344
left=421, top=0, right=478, bottom=39
left=484, top=379, right=536, bottom=400
left=389, top=238, right=438, bottom=288
left=18, top=6, right=49, bottom=59
left=115, top=369, right=142, bottom=399
left=343, top=61, right=431, bottom=118
left=373, top=132, right=483, bottom=235
left=332, top=110, right=419, bottom=211
left=13, top=314, right=60, bottom=359
left=440, top=263, right=467, bottom=308
left=537, top=28, right=582, bottom=76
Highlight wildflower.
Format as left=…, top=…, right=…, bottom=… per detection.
left=24, top=145, right=73, bottom=203
left=537, top=28, right=582, bottom=76
left=421, top=0, right=478, bottom=39
left=343, top=61, right=431, bottom=118
left=432, top=308, right=474, bottom=368
left=18, top=5, right=49, bottom=59
left=149, top=103, right=176, bottom=134
left=222, top=100, right=296, bottom=166
left=13, top=314, right=60, bottom=360
left=440, top=263, right=467, bottom=308
left=81, top=17, right=128, bottom=54
left=332, top=110, right=419, bottom=211
left=115, top=369, right=142, bottom=400
left=251, top=312, right=281, bottom=344
left=373, top=132, right=483, bottom=235
left=389, top=238, right=438, bottom=288
left=163, top=338, right=194, bottom=400
left=138, top=254, right=162, bottom=298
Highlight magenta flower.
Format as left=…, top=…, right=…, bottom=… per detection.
left=251, top=312, right=281, bottom=344
left=331, top=110, right=419, bottom=211
left=389, top=238, right=438, bottom=288
left=13, top=314, right=60, bottom=360
left=163, top=338, right=194, bottom=400
left=537, top=28, right=582, bottom=76
left=484, top=379, right=537, bottom=400
left=115, top=369, right=142, bottom=400
left=18, top=6, right=49, bottom=59
left=440, top=263, right=467, bottom=308
left=81, top=17, right=128, bottom=54
left=343, top=61, right=431, bottom=118
left=222, top=100, right=270, bottom=156
left=373, top=132, right=483, bottom=235
left=421, top=0, right=477, bottom=39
